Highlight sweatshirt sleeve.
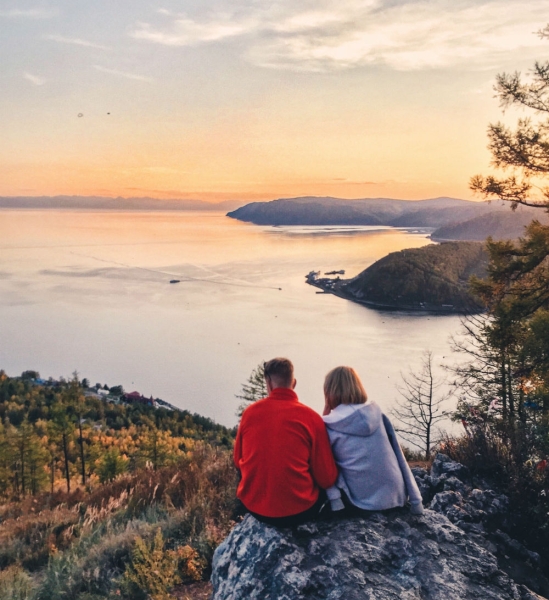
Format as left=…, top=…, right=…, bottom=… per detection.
left=326, top=485, right=345, bottom=511
left=382, top=414, right=424, bottom=514
left=309, top=416, right=338, bottom=490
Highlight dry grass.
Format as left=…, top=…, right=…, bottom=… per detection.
left=172, top=581, right=212, bottom=600
left=0, top=443, right=237, bottom=600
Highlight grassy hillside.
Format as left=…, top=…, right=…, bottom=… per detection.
left=341, top=242, right=488, bottom=312
left=0, top=371, right=236, bottom=600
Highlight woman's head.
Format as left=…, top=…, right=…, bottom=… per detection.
left=324, top=366, right=367, bottom=411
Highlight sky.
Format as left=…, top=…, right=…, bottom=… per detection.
left=1, top=0, right=548, bottom=202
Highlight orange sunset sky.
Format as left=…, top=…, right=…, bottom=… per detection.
left=1, top=1, right=548, bottom=202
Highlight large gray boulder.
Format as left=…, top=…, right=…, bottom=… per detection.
left=211, top=510, right=545, bottom=600
left=211, top=455, right=547, bottom=600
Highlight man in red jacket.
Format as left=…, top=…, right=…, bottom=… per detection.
left=234, top=357, right=338, bottom=527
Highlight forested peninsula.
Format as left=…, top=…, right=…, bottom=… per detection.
left=307, top=241, right=488, bottom=312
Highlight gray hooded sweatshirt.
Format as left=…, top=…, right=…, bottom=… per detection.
left=323, top=402, right=424, bottom=514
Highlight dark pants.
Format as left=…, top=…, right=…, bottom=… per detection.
left=335, top=490, right=404, bottom=518
left=246, top=490, right=329, bottom=528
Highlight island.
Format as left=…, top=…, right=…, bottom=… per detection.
left=306, top=241, right=488, bottom=313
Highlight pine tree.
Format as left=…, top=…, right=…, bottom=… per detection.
left=49, top=403, right=75, bottom=493
left=471, top=25, right=549, bottom=209
left=139, top=426, right=180, bottom=471
left=235, top=363, right=267, bottom=418
left=0, top=421, right=14, bottom=496
left=97, top=447, right=129, bottom=483
left=64, top=374, right=88, bottom=486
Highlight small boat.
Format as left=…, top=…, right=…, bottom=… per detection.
left=169, top=279, right=181, bottom=284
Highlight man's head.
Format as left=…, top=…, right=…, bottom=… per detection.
left=264, top=357, right=295, bottom=392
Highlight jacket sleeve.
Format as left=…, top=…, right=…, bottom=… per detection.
left=233, top=422, right=243, bottom=470
left=309, top=417, right=338, bottom=490
left=382, top=414, right=424, bottom=515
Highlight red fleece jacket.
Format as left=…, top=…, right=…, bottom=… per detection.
left=234, top=388, right=338, bottom=518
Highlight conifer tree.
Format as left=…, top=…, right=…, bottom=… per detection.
left=235, top=363, right=267, bottom=418
left=97, top=447, right=129, bottom=483
left=0, top=421, right=15, bottom=496
left=471, top=25, right=549, bottom=209
left=140, top=425, right=180, bottom=471
left=49, top=403, right=75, bottom=493
left=64, top=374, right=88, bottom=486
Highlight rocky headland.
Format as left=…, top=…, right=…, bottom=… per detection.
left=211, top=454, right=548, bottom=600
left=307, top=242, right=488, bottom=313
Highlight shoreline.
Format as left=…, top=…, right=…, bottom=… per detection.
left=305, top=275, right=482, bottom=315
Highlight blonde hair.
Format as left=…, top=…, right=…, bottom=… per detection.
left=324, top=366, right=368, bottom=410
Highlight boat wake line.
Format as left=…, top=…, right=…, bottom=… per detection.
left=68, top=251, right=283, bottom=291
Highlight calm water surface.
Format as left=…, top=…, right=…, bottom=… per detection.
left=0, top=210, right=462, bottom=426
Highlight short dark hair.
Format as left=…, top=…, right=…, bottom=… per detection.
left=264, top=357, right=294, bottom=388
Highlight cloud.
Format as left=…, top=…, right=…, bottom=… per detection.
left=45, top=34, right=109, bottom=50
left=132, top=17, right=254, bottom=46
left=93, top=65, right=153, bottom=82
left=0, top=8, right=57, bottom=18
left=129, top=0, right=548, bottom=72
left=23, top=72, right=46, bottom=86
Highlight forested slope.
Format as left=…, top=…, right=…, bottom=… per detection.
left=0, top=371, right=236, bottom=600
left=432, top=211, right=548, bottom=241
left=341, top=242, right=488, bottom=311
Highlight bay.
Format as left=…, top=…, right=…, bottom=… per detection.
left=0, top=210, right=462, bottom=426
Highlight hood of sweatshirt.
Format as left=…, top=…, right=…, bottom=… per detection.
left=323, top=401, right=382, bottom=437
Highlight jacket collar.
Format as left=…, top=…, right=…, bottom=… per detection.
left=268, top=387, right=298, bottom=402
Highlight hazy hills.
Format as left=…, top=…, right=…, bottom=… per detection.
left=0, top=195, right=244, bottom=211
left=4, top=195, right=546, bottom=241
left=228, top=196, right=546, bottom=240
left=431, top=209, right=549, bottom=241
left=340, top=241, right=488, bottom=312
left=228, top=196, right=493, bottom=226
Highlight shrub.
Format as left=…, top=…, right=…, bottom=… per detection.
left=0, top=565, right=34, bottom=600
left=440, top=430, right=549, bottom=569
left=121, top=529, right=203, bottom=600
left=32, top=444, right=236, bottom=599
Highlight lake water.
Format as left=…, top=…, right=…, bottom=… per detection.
left=0, top=210, right=462, bottom=427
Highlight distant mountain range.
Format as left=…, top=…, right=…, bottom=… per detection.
left=228, top=196, right=546, bottom=240
left=0, top=195, right=244, bottom=211
left=4, top=195, right=546, bottom=240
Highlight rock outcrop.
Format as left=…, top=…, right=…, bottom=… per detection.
left=211, top=455, right=548, bottom=600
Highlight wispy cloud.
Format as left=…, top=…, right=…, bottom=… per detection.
left=23, top=72, right=46, bottom=86
left=129, top=0, right=547, bottom=72
left=45, top=34, right=109, bottom=50
left=0, top=8, right=57, bottom=19
left=93, top=65, right=153, bottom=82
left=132, top=17, right=253, bottom=46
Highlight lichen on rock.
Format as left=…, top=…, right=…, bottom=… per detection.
left=211, top=455, right=548, bottom=600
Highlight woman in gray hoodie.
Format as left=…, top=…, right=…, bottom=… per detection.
left=322, top=366, right=424, bottom=515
